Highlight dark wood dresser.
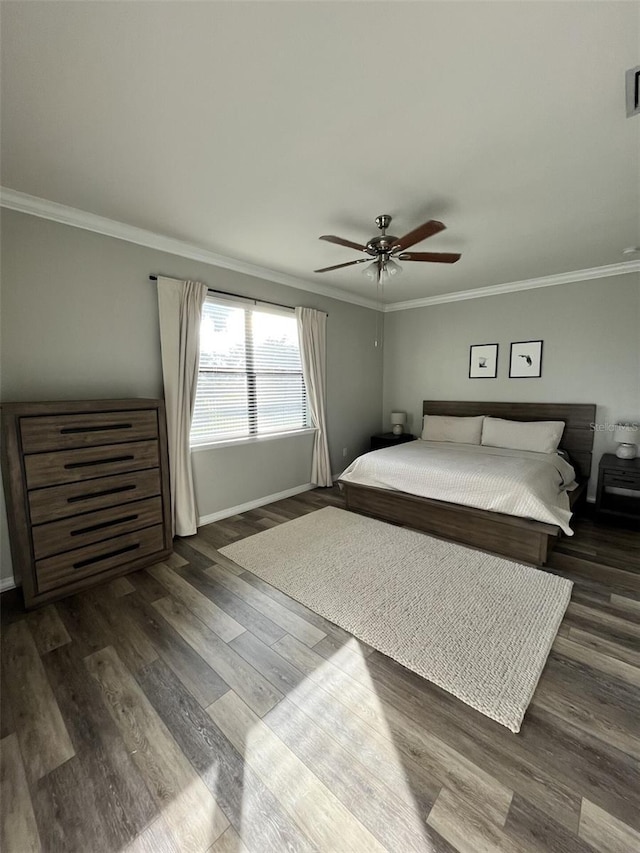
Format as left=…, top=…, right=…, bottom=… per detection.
left=1, top=399, right=172, bottom=608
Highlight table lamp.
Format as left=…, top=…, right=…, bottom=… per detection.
left=390, top=412, right=406, bottom=436
left=613, top=423, right=638, bottom=459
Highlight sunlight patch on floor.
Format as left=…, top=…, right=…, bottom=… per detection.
left=213, top=637, right=439, bottom=852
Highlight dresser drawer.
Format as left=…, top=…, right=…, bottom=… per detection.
left=604, top=472, right=640, bottom=490
left=25, top=440, right=159, bottom=489
left=28, top=469, right=162, bottom=525
left=20, top=410, right=158, bottom=453
left=35, top=524, right=166, bottom=593
left=31, top=496, right=164, bottom=560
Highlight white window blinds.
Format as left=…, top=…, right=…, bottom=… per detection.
left=191, top=297, right=309, bottom=445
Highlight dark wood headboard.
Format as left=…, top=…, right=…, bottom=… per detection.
left=422, top=401, right=597, bottom=481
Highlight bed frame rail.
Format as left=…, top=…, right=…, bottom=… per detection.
left=342, top=482, right=558, bottom=565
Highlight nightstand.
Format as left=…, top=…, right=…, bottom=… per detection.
left=595, top=454, right=640, bottom=527
left=370, top=432, right=416, bottom=451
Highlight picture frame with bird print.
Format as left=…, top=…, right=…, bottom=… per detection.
left=509, top=340, right=543, bottom=378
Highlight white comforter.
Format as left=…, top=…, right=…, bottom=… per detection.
left=339, top=440, right=578, bottom=535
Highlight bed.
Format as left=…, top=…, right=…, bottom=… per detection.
left=339, top=401, right=597, bottom=565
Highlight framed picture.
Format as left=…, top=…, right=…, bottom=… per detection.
left=469, top=343, right=499, bottom=378
left=509, top=340, right=543, bottom=378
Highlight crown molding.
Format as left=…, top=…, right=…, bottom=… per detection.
left=0, top=187, right=381, bottom=311
left=3, top=187, right=637, bottom=314
left=383, top=260, right=640, bottom=312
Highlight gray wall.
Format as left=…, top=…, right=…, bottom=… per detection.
left=0, top=210, right=384, bottom=583
left=383, top=273, right=640, bottom=498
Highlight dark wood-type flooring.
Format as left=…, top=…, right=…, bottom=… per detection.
left=1, top=487, right=639, bottom=853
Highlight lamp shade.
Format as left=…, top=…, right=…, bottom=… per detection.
left=362, top=261, right=378, bottom=281
left=390, top=412, right=406, bottom=426
left=380, top=259, right=402, bottom=282
left=613, top=423, right=639, bottom=445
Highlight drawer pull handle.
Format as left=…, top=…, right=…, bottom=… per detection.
left=60, top=423, right=132, bottom=434
left=68, top=484, right=136, bottom=504
left=73, top=543, right=140, bottom=570
left=65, top=454, right=134, bottom=470
left=71, top=514, right=139, bottom=537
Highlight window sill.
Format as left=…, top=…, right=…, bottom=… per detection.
left=190, top=427, right=317, bottom=453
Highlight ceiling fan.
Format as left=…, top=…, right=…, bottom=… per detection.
left=314, top=214, right=461, bottom=283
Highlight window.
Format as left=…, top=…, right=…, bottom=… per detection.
left=191, top=297, right=309, bottom=446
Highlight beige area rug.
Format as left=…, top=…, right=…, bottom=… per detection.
left=219, top=507, right=572, bottom=732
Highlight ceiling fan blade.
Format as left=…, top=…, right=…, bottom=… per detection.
left=398, top=251, right=461, bottom=264
left=319, top=235, right=368, bottom=252
left=314, top=258, right=370, bottom=273
left=391, top=220, right=446, bottom=252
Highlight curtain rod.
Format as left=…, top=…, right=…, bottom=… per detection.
left=149, top=274, right=327, bottom=315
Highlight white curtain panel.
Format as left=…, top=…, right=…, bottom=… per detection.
left=157, top=277, right=208, bottom=536
left=296, top=307, right=332, bottom=487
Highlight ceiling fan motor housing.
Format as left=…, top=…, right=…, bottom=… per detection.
left=366, top=237, right=398, bottom=256
left=368, top=215, right=397, bottom=256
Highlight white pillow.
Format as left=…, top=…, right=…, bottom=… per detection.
left=422, top=415, right=484, bottom=445
left=481, top=417, right=565, bottom=454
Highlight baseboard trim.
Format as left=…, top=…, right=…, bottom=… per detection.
left=197, top=483, right=314, bottom=527
left=0, top=576, right=17, bottom=592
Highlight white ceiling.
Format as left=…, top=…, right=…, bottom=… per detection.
left=2, top=1, right=639, bottom=305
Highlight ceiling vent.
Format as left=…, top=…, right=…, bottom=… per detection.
left=626, top=66, right=640, bottom=117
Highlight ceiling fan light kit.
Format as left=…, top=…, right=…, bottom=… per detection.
left=314, top=214, right=462, bottom=284
left=362, top=256, right=402, bottom=282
